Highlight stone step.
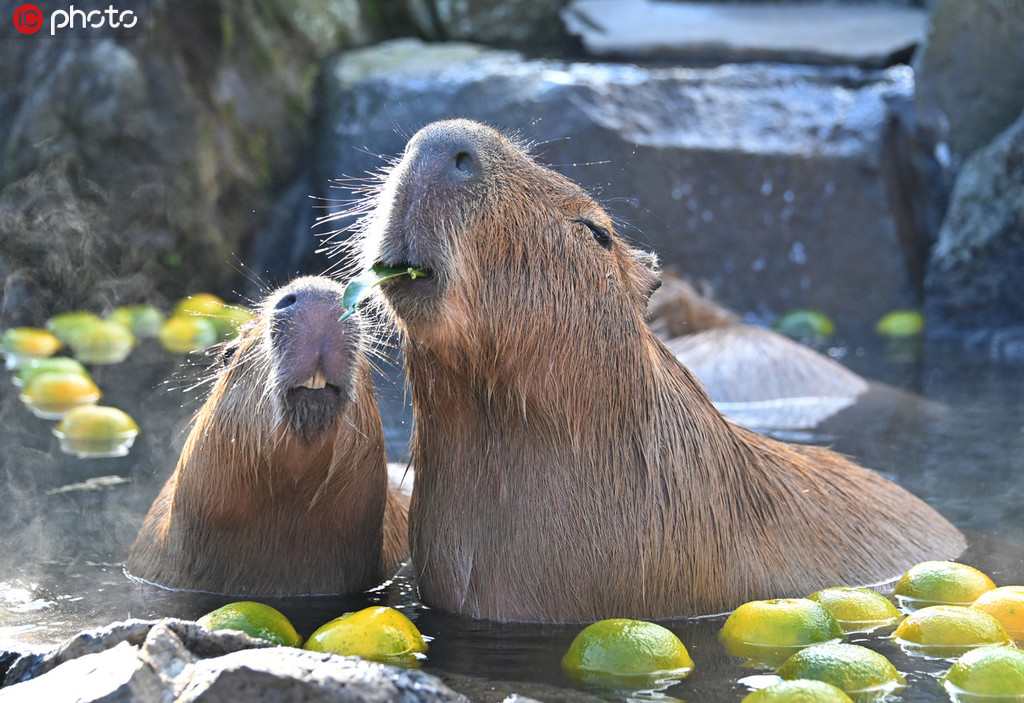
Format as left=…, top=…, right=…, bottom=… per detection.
left=563, top=0, right=928, bottom=67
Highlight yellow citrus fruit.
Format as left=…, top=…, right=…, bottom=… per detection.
left=942, top=646, right=1024, bottom=701
left=719, top=598, right=844, bottom=667
left=158, top=316, right=220, bottom=353
left=303, top=606, right=427, bottom=666
left=806, top=587, right=902, bottom=633
left=561, top=618, right=694, bottom=690
left=173, top=293, right=226, bottom=318
left=20, top=371, right=101, bottom=419
left=777, top=643, right=906, bottom=699
left=69, top=320, right=135, bottom=364
left=53, top=405, right=139, bottom=458
left=2, top=327, right=62, bottom=364
left=742, top=679, right=854, bottom=703
left=45, top=312, right=102, bottom=346
left=14, top=357, right=89, bottom=388
left=893, top=605, right=1011, bottom=658
left=893, top=561, right=996, bottom=610
left=107, top=305, right=166, bottom=338
left=972, top=586, right=1024, bottom=644
left=197, top=601, right=303, bottom=647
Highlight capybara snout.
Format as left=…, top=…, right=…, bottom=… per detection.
left=265, top=278, right=358, bottom=439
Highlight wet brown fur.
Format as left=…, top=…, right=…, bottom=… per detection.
left=128, top=277, right=407, bottom=596
left=359, top=120, right=965, bottom=622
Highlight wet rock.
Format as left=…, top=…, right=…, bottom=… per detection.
left=924, top=110, right=1024, bottom=336
left=1, top=619, right=466, bottom=703
left=285, top=39, right=925, bottom=339
left=913, top=0, right=1024, bottom=170
left=563, top=0, right=928, bottom=67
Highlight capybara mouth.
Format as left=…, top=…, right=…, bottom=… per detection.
left=373, top=258, right=439, bottom=312
left=283, top=381, right=347, bottom=440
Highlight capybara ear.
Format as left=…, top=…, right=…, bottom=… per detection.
left=631, top=248, right=662, bottom=305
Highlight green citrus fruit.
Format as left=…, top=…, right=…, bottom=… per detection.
left=942, top=646, right=1024, bottom=701
left=197, top=601, right=302, bottom=647
left=69, top=320, right=135, bottom=364
left=774, top=310, right=835, bottom=339
left=742, top=679, right=854, bottom=702
left=893, top=605, right=1010, bottom=658
left=777, top=643, right=905, bottom=699
left=807, top=587, right=902, bottom=633
left=720, top=598, right=844, bottom=667
left=107, top=305, right=166, bottom=338
left=875, top=310, right=925, bottom=337
left=45, top=312, right=102, bottom=346
left=893, top=561, right=996, bottom=611
left=14, top=357, right=90, bottom=388
left=303, top=606, right=427, bottom=666
left=562, top=618, right=694, bottom=690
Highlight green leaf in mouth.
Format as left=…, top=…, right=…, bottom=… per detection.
left=339, top=266, right=430, bottom=322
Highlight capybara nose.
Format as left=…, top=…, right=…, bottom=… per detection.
left=410, top=128, right=483, bottom=186
left=274, top=292, right=298, bottom=311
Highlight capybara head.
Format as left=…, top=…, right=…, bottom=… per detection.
left=218, top=276, right=363, bottom=444
left=360, top=119, right=660, bottom=368
left=352, top=119, right=963, bottom=622
left=128, top=276, right=407, bottom=597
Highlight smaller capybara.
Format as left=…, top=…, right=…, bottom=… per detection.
left=353, top=119, right=965, bottom=623
left=127, top=276, right=407, bottom=596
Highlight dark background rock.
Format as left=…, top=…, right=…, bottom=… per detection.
left=924, top=109, right=1024, bottom=336
left=913, top=0, right=1024, bottom=173
left=404, top=0, right=568, bottom=53
left=0, top=0, right=385, bottom=327
left=264, top=39, right=929, bottom=340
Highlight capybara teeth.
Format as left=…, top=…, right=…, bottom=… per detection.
left=298, top=372, right=328, bottom=390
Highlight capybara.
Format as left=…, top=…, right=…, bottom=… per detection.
left=128, top=276, right=407, bottom=596
left=353, top=119, right=965, bottom=622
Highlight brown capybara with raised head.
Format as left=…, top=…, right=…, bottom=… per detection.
left=128, top=276, right=407, bottom=596
left=350, top=119, right=966, bottom=623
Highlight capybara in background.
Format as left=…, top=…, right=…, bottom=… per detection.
left=348, top=118, right=965, bottom=623
left=128, top=276, right=407, bottom=596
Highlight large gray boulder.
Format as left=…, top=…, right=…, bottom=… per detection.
left=924, top=109, right=1024, bottom=339
left=913, top=0, right=1024, bottom=171
left=273, top=39, right=928, bottom=339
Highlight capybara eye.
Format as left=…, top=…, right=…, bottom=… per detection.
left=575, top=219, right=613, bottom=250
left=218, top=341, right=238, bottom=367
